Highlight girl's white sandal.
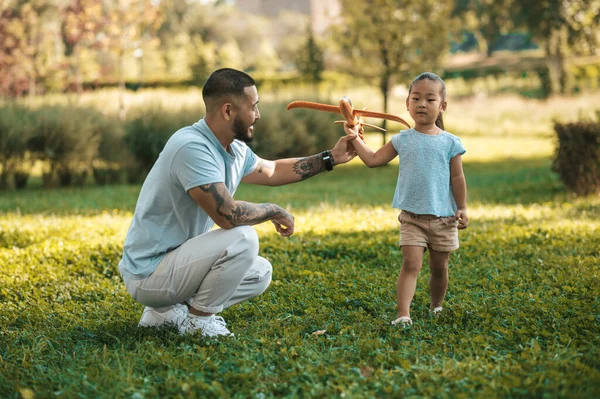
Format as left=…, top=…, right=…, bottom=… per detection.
left=391, top=316, right=413, bottom=326
left=432, top=307, right=443, bottom=316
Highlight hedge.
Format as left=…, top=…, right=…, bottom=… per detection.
left=0, top=100, right=343, bottom=189
left=553, top=117, right=600, bottom=195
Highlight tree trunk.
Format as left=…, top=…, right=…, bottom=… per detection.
left=380, top=74, right=391, bottom=146
left=75, top=45, right=82, bottom=96
left=28, top=76, right=36, bottom=98
left=118, top=49, right=126, bottom=121
left=473, top=30, right=489, bottom=58
left=138, top=52, right=144, bottom=88
left=0, top=168, right=9, bottom=190
left=546, top=27, right=571, bottom=95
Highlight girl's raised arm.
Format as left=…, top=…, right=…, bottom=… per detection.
left=343, top=123, right=397, bottom=167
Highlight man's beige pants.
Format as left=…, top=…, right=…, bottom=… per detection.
left=124, top=226, right=272, bottom=314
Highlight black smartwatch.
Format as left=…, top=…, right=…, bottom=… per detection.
left=321, top=150, right=334, bottom=171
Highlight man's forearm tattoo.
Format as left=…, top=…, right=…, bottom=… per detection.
left=199, top=183, right=281, bottom=226
left=292, top=154, right=324, bottom=180
left=230, top=201, right=280, bottom=226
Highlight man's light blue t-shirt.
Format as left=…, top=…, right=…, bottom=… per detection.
left=118, top=119, right=258, bottom=280
left=390, top=128, right=466, bottom=217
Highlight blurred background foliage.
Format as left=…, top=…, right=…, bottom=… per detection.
left=0, top=0, right=599, bottom=194
left=2, top=0, right=598, bottom=98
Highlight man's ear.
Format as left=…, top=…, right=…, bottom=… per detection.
left=222, top=103, right=232, bottom=121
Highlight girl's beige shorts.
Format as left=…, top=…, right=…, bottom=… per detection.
left=398, top=210, right=459, bottom=252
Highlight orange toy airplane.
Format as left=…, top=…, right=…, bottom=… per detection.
left=287, top=97, right=411, bottom=138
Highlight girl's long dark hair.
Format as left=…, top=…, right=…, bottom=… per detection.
left=408, top=72, right=446, bottom=130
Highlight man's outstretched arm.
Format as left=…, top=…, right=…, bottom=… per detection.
left=188, top=182, right=294, bottom=236
left=242, top=135, right=356, bottom=186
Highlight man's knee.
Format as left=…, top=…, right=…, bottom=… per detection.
left=254, top=257, right=273, bottom=294
left=231, top=226, right=260, bottom=258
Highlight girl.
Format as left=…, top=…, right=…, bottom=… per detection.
left=344, top=72, right=468, bottom=326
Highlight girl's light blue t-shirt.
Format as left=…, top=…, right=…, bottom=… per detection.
left=390, top=128, right=465, bottom=217
left=119, top=119, right=258, bottom=280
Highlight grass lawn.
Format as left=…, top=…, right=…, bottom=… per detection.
left=0, top=145, right=599, bottom=397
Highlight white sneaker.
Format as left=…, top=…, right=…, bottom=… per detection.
left=138, top=304, right=188, bottom=329
left=179, top=315, right=234, bottom=337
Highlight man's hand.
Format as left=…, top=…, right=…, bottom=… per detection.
left=271, top=209, right=295, bottom=237
left=456, top=209, right=469, bottom=229
left=330, top=135, right=357, bottom=165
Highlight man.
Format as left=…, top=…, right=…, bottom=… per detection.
left=119, top=68, right=356, bottom=337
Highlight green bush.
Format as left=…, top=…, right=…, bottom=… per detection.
left=27, top=106, right=103, bottom=187
left=124, top=104, right=200, bottom=182
left=250, top=101, right=341, bottom=159
left=0, top=104, right=37, bottom=189
left=0, top=104, right=130, bottom=188
left=552, top=117, right=600, bottom=195
left=92, top=114, right=127, bottom=185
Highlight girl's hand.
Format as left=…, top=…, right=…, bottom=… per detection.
left=343, top=122, right=360, bottom=138
left=455, top=209, right=469, bottom=229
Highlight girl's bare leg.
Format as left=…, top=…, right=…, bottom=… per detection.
left=428, top=249, right=451, bottom=309
left=396, top=246, right=425, bottom=318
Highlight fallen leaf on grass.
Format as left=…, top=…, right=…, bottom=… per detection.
left=312, top=329, right=326, bottom=336
left=19, top=388, right=35, bottom=399
left=360, top=366, right=374, bottom=378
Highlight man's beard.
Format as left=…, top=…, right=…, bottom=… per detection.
left=233, top=116, right=254, bottom=143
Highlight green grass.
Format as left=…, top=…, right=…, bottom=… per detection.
left=0, top=152, right=599, bottom=398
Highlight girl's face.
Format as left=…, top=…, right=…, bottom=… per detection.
left=406, top=79, right=447, bottom=127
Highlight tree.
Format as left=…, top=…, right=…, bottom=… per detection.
left=216, top=40, right=244, bottom=70
left=296, top=24, right=325, bottom=83
left=156, top=0, right=190, bottom=73
left=272, top=11, right=310, bottom=72
left=0, top=4, right=30, bottom=96
left=515, top=0, right=600, bottom=95
left=333, top=0, right=452, bottom=144
left=22, top=1, right=56, bottom=97
left=60, top=0, right=103, bottom=95
left=101, top=0, right=162, bottom=119
left=252, top=39, right=282, bottom=75
left=189, top=36, right=217, bottom=85
left=0, top=0, right=55, bottom=97
left=452, top=0, right=517, bottom=57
